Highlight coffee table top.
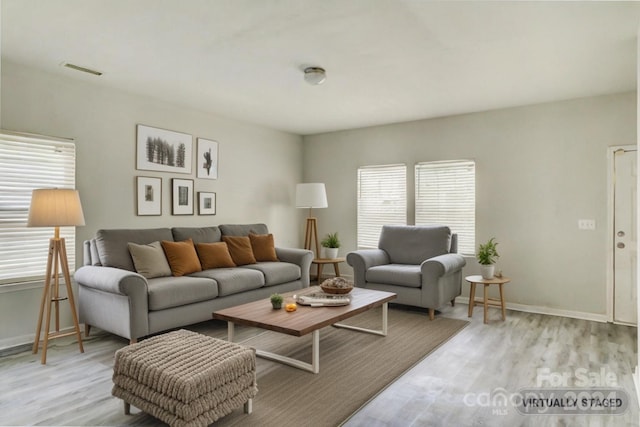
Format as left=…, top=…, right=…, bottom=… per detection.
left=212, top=286, right=396, bottom=337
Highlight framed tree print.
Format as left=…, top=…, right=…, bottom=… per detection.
left=171, top=178, right=194, bottom=215
left=198, top=192, right=216, bottom=215
left=136, top=124, right=193, bottom=174
left=136, top=176, right=162, bottom=216
left=196, top=138, right=218, bottom=179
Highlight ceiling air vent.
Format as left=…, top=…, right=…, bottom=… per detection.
left=62, top=62, right=102, bottom=76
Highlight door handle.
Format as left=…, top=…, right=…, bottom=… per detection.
left=617, top=231, right=626, bottom=237
left=617, top=242, right=626, bottom=249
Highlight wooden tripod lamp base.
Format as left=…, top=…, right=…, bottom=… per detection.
left=303, top=217, right=320, bottom=258
left=32, top=235, right=84, bottom=364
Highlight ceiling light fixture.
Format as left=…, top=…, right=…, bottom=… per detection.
left=304, top=67, right=326, bottom=85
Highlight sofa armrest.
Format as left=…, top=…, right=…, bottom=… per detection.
left=346, top=249, right=390, bottom=287
left=421, top=253, right=466, bottom=278
left=275, top=247, right=314, bottom=287
left=74, top=265, right=148, bottom=296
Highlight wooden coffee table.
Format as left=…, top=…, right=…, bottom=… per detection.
left=212, top=287, right=396, bottom=374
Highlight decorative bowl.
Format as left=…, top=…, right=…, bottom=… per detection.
left=320, top=277, right=354, bottom=294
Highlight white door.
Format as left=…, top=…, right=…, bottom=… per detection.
left=613, top=147, right=637, bottom=325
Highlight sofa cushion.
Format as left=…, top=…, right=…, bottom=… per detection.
left=378, top=225, right=452, bottom=265
left=195, top=242, right=236, bottom=269
left=366, top=264, right=422, bottom=288
left=249, top=233, right=278, bottom=262
left=127, top=241, right=172, bottom=279
left=190, top=268, right=264, bottom=297
left=219, top=223, right=269, bottom=237
left=147, top=276, right=218, bottom=310
left=161, top=239, right=203, bottom=277
left=171, top=226, right=222, bottom=244
left=96, top=228, right=174, bottom=271
left=222, top=236, right=257, bottom=266
left=242, top=262, right=300, bottom=286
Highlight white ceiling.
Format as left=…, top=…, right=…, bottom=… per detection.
left=2, top=0, right=640, bottom=135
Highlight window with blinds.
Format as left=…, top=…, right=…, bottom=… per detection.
left=0, top=131, right=77, bottom=284
left=415, top=160, right=475, bottom=255
left=357, top=164, right=407, bottom=248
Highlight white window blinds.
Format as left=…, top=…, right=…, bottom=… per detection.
left=415, top=160, right=475, bottom=255
left=357, top=164, right=407, bottom=249
left=0, top=131, right=77, bottom=284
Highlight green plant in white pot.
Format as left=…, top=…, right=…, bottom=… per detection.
left=477, top=237, right=499, bottom=279
left=321, top=232, right=340, bottom=259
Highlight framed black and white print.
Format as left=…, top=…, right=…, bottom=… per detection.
left=136, top=176, right=162, bottom=216
left=198, top=192, right=216, bottom=215
left=136, top=124, right=193, bottom=174
left=172, top=178, right=194, bottom=215
left=196, top=138, right=218, bottom=179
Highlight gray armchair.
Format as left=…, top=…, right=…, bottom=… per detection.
left=346, top=225, right=466, bottom=320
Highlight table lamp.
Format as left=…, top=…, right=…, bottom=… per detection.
left=295, top=183, right=328, bottom=258
left=28, top=188, right=85, bottom=364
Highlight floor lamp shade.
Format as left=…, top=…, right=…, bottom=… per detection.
left=295, top=183, right=328, bottom=209
left=28, top=188, right=85, bottom=228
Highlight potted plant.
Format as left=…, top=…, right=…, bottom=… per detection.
left=321, top=232, right=341, bottom=259
left=477, top=237, right=499, bottom=279
left=270, top=293, right=283, bottom=309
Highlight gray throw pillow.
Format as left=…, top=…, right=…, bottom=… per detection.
left=127, top=241, right=172, bottom=279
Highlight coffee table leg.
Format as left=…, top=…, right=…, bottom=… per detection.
left=227, top=322, right=235, bottom=342
left=334, top=302, right=388, bottom=336
left=254, top=329, right=321, bottom=374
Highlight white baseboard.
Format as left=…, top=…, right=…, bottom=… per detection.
left=456, top=296, right=609, bottom=323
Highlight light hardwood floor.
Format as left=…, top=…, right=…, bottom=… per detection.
left=0, top=303, right=637, bottom=426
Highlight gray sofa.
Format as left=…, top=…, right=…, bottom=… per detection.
left=346, top=225, right=466, bottom=320
left=74, top=223, right=313, bottom=343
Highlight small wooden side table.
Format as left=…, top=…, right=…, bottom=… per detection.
left=465, top=275, right=511, bottom=324
left=312, top=257, right=346, bottom=283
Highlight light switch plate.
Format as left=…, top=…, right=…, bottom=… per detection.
left=578, top=219, right=596, bottom=230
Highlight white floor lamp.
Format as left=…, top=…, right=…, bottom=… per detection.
left=28, top=188, right=85, bottom=364
left=296, top=183, right=328, bottom=258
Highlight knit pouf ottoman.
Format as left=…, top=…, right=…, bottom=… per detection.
left=112, top=329, right=257, bottom=427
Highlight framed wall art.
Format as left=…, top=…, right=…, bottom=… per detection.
left=196, top=138, right=218, bottom=179
left=136, top=124, right=193, bottom=174
left=136, top=176, right=162, bottom=216
left=172, top=178, right=194, bottom=215
left=198, top=192, right=216, bottom=215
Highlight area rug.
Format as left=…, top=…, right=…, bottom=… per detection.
left=212, top=306, right=468, bottom=427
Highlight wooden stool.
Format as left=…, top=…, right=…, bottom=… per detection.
left=312, top=257, right=345, bottom=283
left=465, top=275, right=511, bottom=324
left=112, top=329, right=257, bottom=426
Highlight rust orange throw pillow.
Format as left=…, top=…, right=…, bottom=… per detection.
left=222, top=236, right=257, bottom=266
left=161, top=238, right=202, bottom=277
left=249, top=233, right=278, bottom=262
left=196, top=242, right=236, bottom=269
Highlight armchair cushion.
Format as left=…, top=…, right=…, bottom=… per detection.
left=378, top=225, right=452, bottom=264
left=366, top=264, right=422, bottom=288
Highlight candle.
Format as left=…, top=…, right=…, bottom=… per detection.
left=285, top=296, right=297, bottom=312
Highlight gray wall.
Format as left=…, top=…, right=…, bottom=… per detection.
left=303, top=92, right=637, bottom=317
left=0, top=60, right=303, bottom=346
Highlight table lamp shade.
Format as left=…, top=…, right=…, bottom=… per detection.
left=295, top=183, right=328, bottom=209
left=27, top=188, right=85, bottom=227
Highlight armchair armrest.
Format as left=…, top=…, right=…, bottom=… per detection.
left=275, top=247, right=314, bottom=286
left=421, top=253, right=466, bottom=278
left=346, top=249, right=390, bottom=287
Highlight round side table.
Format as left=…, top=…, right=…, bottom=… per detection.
left=465, top=275, right=511, bottom=324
